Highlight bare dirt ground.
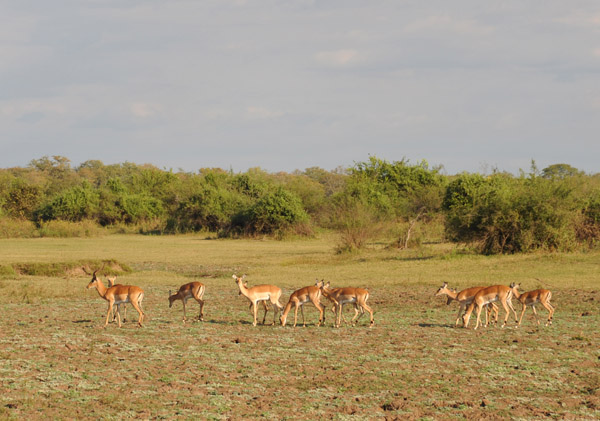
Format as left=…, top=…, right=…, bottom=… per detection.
left=1, top=282, right=598, bottom=420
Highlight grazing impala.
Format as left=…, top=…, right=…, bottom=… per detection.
left=280, top=280, right=325, bottom=327
left=86, top=268, right=145, bottom=328
left=320, top=282, right=374, bottom=328
left=462, top=284, right=518, bottom=330
left=512, top=286, right=555, bottom=327
left=233, top=275, right=284, bottom=326
left=434, top=282, right=499, bottom=327
left=169, top=282, right=206, bottom=323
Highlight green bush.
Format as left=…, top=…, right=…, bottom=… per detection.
left=36, top=183, right=99, bottom=222
left=443, top=172, right=580, bottom=254
left=241, top=187, right=308, bottom=235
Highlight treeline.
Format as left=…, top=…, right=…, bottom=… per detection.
left=1, top=156, right=599, bottom=254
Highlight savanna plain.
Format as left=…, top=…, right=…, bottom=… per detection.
left=0, top=234, right=598, bottom=420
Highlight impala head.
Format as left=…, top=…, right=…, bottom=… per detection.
left=315, top=278, right=325, bottom=288
left=446, top=290, right=456, bottom=306
left=434, top=282, right=449, bottom=297
left=86, top=267, right=102, bottom=289
left=233, top=274, right=246, bottom=288
left=509, top=282, right=521, bottom=298
left=106, top=275, right=117, bottom=288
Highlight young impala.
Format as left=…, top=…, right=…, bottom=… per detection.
left=462, top=284, right=518, bottom=330
left=233, top=275, right=284, bottom=326
left=512, top=285, right=555, bottom=327
left=168, top=281, right=206, bottom=323
left=434, top=282, right=499, bottom=327
left=106, top=275, right=127, bottom=323
left=86, top=268, right=145, bottom=328
left=320, top=282, right=374, bottom=328
left=280, top=280, right=325, bottom=327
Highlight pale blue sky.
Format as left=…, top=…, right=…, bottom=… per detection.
left=1, top=1, right=599, bottom=174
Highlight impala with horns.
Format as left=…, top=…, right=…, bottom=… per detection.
left=233, top=275, right=284, bottom=326
left=434, top=282, right=499, bottom=327
left=512, top=285, right=555, bottom=327
left=280, top=280, right=325, bottom=327
left=320, top=282, right=374, bottom=328
left=168, top=282, right=206, bottom=323
left=462, top=284, right=518, bottom=330
left=86, top=267, right=145, bottom=328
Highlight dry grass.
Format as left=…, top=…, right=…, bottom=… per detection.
left=0, top=234, right=598, bottom=419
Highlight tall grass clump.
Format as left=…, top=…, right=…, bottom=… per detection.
left=37, top=220, right=103, bottom=238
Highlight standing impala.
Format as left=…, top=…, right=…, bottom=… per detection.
left=462, top=284, right=518, bottom=330
left=86, top=268, right=145, bottom=328
left=233, top=275, right=284, bottom=326
left=280, top=280, right=325, bottom=327
left=320, top=282, right=374, bottom=328
left=107, top=275, right=127, bottom=323
left=169, top=281, right=206, bottom=323
left=512, top=286, right=555, bottom=327
left=434, top=282, right=499, bottom=327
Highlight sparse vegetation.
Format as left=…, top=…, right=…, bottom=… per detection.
left=0, top=235, right=598, bottom=419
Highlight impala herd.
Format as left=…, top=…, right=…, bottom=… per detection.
left=85, top=266, right=554, bottom=330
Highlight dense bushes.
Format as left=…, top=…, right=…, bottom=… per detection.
left=0, top=155, right=599, bottom=254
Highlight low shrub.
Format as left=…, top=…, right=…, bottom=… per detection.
left=0, top=218, right=39, bottom=238
left=37, top=220, right=103, bottom=238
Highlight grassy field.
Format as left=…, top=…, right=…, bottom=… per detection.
left=0, top=234, right=598, bottom=420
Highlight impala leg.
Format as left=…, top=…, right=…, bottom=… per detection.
left=360, top=302, right=374, bottom=327
left=182, top=297, right=188, bottom=323
left=500, top=299, right=511, bottom=328
left=130, top=298, right=144, bottom=327
left=474, top=304, right=483, bottom=330
left=542, top=301, right=554, bottom=326
left=455, top=303, right=465, bottom=327
left=105, top=301, right=115, bottom=328
left=351, top=304, right=361, bottom=325
left=507, top=297, right=518, bottom=324
left=531, top=305, right=540, bottom=325
left=252, top=302, right=258, bottom=327
left=197, top=299, right=205, bottom=321
left=261, top=301, right=270, bottom=325
left=312, top=299, right=324, bottom=326
left=518, top=304, right=527, bottom=327
left=300, top=304, right=306, bottom=327
left=293, top=302, right=299, bottom=328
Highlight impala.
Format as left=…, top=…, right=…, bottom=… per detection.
left=462, top=284, right=518, bottom=330
left=280, top=280, right=325, bottom=327
left=86, top=268, right=145, bottom=328
left=233, top=275, right=284, bottom=326
left=241, top=280, right=269, bottom=314
left=512, top=286, right=555, bottom=327
left=320, top=282, right=374, bottom=328
left=106, top=275, right=127, bottom=323
left=434, top=282, right=499, bottom=327
left=169, top=282, right=206, bottom=323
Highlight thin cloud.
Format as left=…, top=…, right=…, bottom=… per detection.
left=245, top=106, right=284, bottom=120
left=314, top=49, right=360, bottom=67
left=404, top=15, right=494, bottom=36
